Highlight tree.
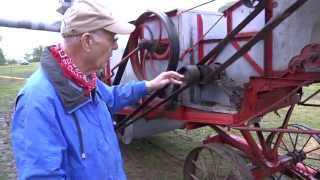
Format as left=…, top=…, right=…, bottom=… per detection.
left=0, top=48, right=6, bottom=65
left=7, top=59, right=17, bottom=64
left=24, top=53, right=32, bottom=63
left=24, top=46, right=44, bottom=63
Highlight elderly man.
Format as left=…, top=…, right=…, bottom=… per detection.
left=11, top=0, right=183, bottom=179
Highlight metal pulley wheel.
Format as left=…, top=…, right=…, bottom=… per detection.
left=243, top=0, right=263, bottom=8
left=183, top=143, right=254, bottom=180
left=127, top=11, right=180, bottom=81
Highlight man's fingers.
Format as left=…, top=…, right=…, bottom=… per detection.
left=168, top=71, right=184, bottom=77
left=170, top=78, right=183, bottom=85
left=147, top=71, right=184, bottom=92
left=163, top=71, right=184, bottom=80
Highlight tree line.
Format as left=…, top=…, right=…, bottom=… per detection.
left=0, top=46, right=44, bottom=65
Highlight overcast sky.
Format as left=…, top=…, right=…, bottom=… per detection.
left=0, top=0, right=235, bottom=61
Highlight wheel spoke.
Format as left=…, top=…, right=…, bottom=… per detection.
left=288, top=133, right=296, bottom=150
left=299, top=135, right=312, bottom=152
left=280, top=138, right=291, bottom=153
left=201, top=150, right=210, bottom=177
left=305, top=146, right=320, bottom=154
left=209, top=150, right=219, bottom=180
left=293, top=131, right=299, bottom=151
left=271, top=141, right=287, bottom=152
left=306, top=157, right=320, bottom=161
left=192, top=159, right=205, bottom=174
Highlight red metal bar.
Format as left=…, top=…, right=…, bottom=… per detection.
left=226, top=9, right=232, bottom=34
left=197, top=14, right=204, bottom=62
left=226, top=1, right=243, bottom=13
left=118, top=106, right=235, bottom=125
left=199, top=39, right=222, bottom=44
left=236, top=75, right=311, bottom=124
left=280, top=72, right=320, bottom=81
left=272, top=105, right=295, bottom=156
left=106, top=47, right=140, bottom=82
left=254, top=123, right=270, bottom=162
left=226, top=0, right=264, bottom=77
left=199, top=32, right=258, bottom=44
left=236, top=32, right=258, bottom=39
left=241, top=130, right=267, bottom=168
left=232, top=126, right=320, bottom=135
left=227, top=2, right=264, bottom=77
left=237, top=87, right=301, bottom=124
left=203, top=133, right=253, bottom=161
left=231, top=40, right=264, bottom=75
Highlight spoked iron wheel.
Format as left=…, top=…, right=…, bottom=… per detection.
left=183, top=143, right=254, bottom=180
left=268, top=124, right=320, bottom=179
left=128, top=11, right=180, bottom=81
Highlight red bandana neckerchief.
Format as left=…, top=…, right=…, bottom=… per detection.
left=48, top=44, right=97, bottom=96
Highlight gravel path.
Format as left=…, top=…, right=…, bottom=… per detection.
left=0, top=112, right=16, bottom=180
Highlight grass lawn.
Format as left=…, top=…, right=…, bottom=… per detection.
left=0, top=63, right=39, bottom=113
left=0, top=63, right=39, bottom=78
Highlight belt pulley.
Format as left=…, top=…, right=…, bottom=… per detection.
left=113, top=10, right=179, bottom=85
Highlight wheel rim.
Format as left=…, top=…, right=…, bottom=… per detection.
left=183, top=143, right=253, bottom=180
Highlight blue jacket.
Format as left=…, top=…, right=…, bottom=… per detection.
left=11, top=48, right=148, bottom=180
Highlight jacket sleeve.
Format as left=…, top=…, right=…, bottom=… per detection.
left=11, top=92, right=67, bottom=180
left=97, top=80, right=148, bottom=114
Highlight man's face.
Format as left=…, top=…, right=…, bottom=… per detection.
left=88, top=30, right=118, bottom=71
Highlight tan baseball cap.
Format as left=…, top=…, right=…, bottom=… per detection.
left=61, top=0, right=135, bottom=37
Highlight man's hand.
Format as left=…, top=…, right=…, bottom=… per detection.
left=145, top=71, right=184, bottom=93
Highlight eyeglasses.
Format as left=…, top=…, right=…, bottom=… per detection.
left=88, top=30, right=119, bottom=45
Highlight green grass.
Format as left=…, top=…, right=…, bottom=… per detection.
left=0, top=63, right=39, bottom=78
left=0, top=63, right=39, bottom=113
left=0, top=175, right=8, bottom=180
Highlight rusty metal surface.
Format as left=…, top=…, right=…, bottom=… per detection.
left=183, top=143, right=254, bottom=180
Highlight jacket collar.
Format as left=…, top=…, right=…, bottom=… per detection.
left=41, top=47, right=93, bottom=113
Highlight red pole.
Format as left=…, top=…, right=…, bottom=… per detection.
left=197, top=14, right=204, bottom=62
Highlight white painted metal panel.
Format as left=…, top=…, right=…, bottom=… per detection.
left=273, top=0, right=320, bottom=70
